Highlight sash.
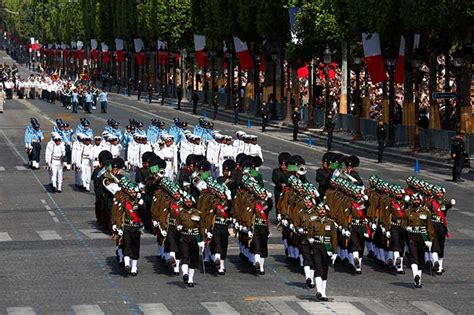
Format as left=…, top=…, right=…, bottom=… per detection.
left=391, top=200, right=405, bottom=219
left=352, top=201, right=372, bottom=238
left=432, top=199, right=450, bottom=238
left=124, top=199, right=141, bottom=224
left=255, top=202, right=269, bottom=225
left=216, top=204, right=229, bottom=219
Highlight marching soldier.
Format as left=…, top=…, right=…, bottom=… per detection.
left=272, top=152, right=291, bottom=219
left=25, top=118, right=44, bottom=169
left=92, top=150, right=113, bottom=228
left=45, top=132, right=66, bottom=193
left=315, top=153, right=335, bottom=197
left=111, top=177, right=145, bottom=276
left=404, top=193, right=435, bottom=288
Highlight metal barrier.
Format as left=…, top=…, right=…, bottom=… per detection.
left=419, top=128, right=456, bottom=151
left=314, top=108, right=325, bottom=127
left=360, top=118, right=377, bottom=139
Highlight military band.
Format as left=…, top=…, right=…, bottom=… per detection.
left=25, top=115, right=456, bottom=295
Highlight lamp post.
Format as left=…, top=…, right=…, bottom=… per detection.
left=412, top=57, right=421, bottom=150
left=210, top=50, right=217, bottom=105
left=453, top=49, right=464, bottom=132
left=271, top=52, right=278, bottom=119
left=189, top=52, right=195, bottom=96
left=323, top=44, right=332, bottom=118
left=255, top=53, right=261, bottom=107
left=225, top=51, right=233, bottom=109
left=386, top=57, right=396, bottom=146
left=353, top=56, right=362, bottom=140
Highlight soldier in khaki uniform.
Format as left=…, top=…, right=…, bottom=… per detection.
left=403, top=193, right=435, bottom=288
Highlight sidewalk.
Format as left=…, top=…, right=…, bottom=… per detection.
left=118, top=93, right=460, bottom=170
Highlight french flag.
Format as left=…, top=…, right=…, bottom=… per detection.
left=362, top=33, right=387, bottom=84
left=30, top=37, right=39, bottom=51
left=194, top=34, right=207, bottom=67
left=394, top=36, right=405, bottom=84
left=115, top=38, right=125, bottom=63
left=233, top=37, right=254, bottom=71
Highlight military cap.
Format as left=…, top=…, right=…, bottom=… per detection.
left=111, top=157, right=125, bottom=169
left=98, top=150, right=113, bottom=164
left=278, top=152, right=291, bottom=165
left=223, top=159, right=236, bottom=172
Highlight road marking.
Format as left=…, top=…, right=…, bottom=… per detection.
left=36, top=230, right=62, bottom=240
left=15, top=166, right=28, bottom=170
left=411, top=301, right=454, bottom=315
left=72, top=305, right=105, bottom=315
left=138, top=303, right=172, bottom=315
left=52, top=217, right=60, bottom=223
left=47, top=210, right=55, bottom=216
left=45, top=205, right=52, bottom=211
left=79, top=229, right=110, bottom=240
left=7, top=307, right=36, bottom=315
left=0, top=166, right=5, bottom=171
left=460, top=211, right=474, bottom=217
left=40, top=199, right=47, bottom=205
left=351, top=301, right=394, bottom=315
left=260, top=165, right=271, bottom=170
left=267, top=301, right=298, bottom=315
left=0, top=232, right=12, bottom=242
left=298, top=301, right=364, bottom=314
left=201, top=302, right=239, bottom=315
left=457, top=229, right=474, bottom=239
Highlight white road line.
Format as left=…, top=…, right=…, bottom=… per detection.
left=298, top=301, right=364, bottom=314
left=0, top=166, right=5, bottom=171
left=411, top=301, right=454, bottom=315
left=45, top=205, right=51, bottom=211
left=267, top=301, right=298, bottom=315
left=40, top=199, right=47, bottom=205
left=52, top=217, right=60, bottom=223
left=457, top=229, right=474, bottom=239
left=459, top=211, right=474, bottom=217
left=260, top=165, right=271, bottom=170
left=47, top=210, right=55, bottom=216
left=0, top=232, right=13, bottom=242
left=7, top=306, right=36, bottom=315
left=79, top=229, right=111, bottom=240
left=352, top=300, right=395, bottom=314
left=138, top=303, right=172, bottom=315
left=36, top=230, right=62, bottom=241
left=15, top=166, right=28, bottom=171
left=201, top=302, right=239, bottom=315
left=72, top=305, right=105, bottom=315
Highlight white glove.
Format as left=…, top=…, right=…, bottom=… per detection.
left=308, top=238, right=315, bottom=244
left=152, top=220, right=159, bottom=228
left=344, top=230, right=351, bottom=237
left=425, top=241, right=432, bottom=251
left=139, top=226, right=145, bottom=233
left=248, top=231, right=253, bottom=238
left=282, top=219, right=288, bottom=227
left=198, top=241, right=205, bottom=250
left=225, top=190, right=232, bottom=200
left=118, top=229, right=123, bottom=236
left=234, top=222, right=240, bottom=230
left=327, top=252, right=333, bottom=256
left=112, top=225, right=118, bottom=232
left=406, top=226, right=413, bottom=232
left=289, top=223, right=294, bottom=230
left=277, top=214, right=282, bottom=222
left=161, top=230, right=167, bottom=237
left=176, top=225, right=183, bottom=231
left=371, top=223, right=377, bottom=230
left=331, top=254, right=337, bottom=265
left=385, top=231, right=391, bottom=238
left=450, top=199, right=456, bottom=206
left=381, top=227, right=386, bottom=234
left=241, top=226, right=248, bottom=233
left=298, top=228, right=304, bottom=234
left=206, top=232, right=213, bottom=239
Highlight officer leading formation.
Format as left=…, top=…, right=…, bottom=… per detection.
left=25, top=116, right=455, bottom=297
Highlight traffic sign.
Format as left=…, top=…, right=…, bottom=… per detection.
left=432, top=92, right=456, bottom=100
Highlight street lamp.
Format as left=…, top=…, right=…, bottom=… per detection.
left=189, top=52, right=195, bottom=93
left=225, top=51, right=233, bottom=109
left=323, top=44, right=332, bottom=118
left=412, top=57, right=421, bottom=150
left=255, top=54, right=261, bottom=105
left=353, top=56, right=362, bottom=140
left=270, top=52, right=278, bottom=119
left=386, top=57, right=396, bottom=146
left=210, top=50, right=217, bottom=104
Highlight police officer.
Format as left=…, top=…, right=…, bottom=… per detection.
left=261, top=101, right=269, bottom=132
left=376, top=117, right=386, bottom=163
left=25, top=118, right=44, bottom=169
left=292, top=107, right=300, bottom=141
left=326, top=113, right=335, bottom=151
left=272, top=152, right=290, bottom=219
left=176, top=85, right=183, bottom=110
left=451, top=132, right=465, bottom=182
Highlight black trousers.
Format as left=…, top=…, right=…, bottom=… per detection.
left=262, top=118, right=267, bottom=132
left=293, top=125, right=298, bottom=140
left=234, top=110, right=239, bottom=124
left=327, top=131, right=333, bottom=151
left=65, top=144, right=72, bottom=165
left=123, top=226, right=141, bottom=259
left=164, top=225, right=180, bottom=253
left=311, top=243, right=330, bottom=280
left=193, top=101, right=198, bottom=114
left=29, top=142, right=41, bottom=163
left=349, top=225, right=365, bottom=254
left=378, top=140, right=384, bottom=161
left=391, top=225, right=406, bottom=253
left=432, top=222, right=447, bottom=257
left=408, top=233, right=426, bottom=266
left=453, top=157, right=463, bottom=180
left=179, top=234, right=199, bottom=268
left=251, top=225, right=269, bottom=258
left=211, top=223, right=229, bottom=259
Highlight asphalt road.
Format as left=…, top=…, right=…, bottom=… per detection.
left=0, top=54, right=473, bottom=314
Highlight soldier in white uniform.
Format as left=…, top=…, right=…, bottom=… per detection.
left=218, top=136, right=236, bottom=176
left=247, top=135, right=264, bottom=162
left=72, top=134, right=84, bottom=187
left=91, top=135, right=107, bottom=169
left=157, top=134, right=178, bottom=180
left=107, top=135, right=123, bottom=158
left=206, top=134, right=222, bottom=178
left=233, top=131, right=247, bottom=155
left=78, top=135, right=93, bottom=191
left=45, top=132, right=66, bottom=193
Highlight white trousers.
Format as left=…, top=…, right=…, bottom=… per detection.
left=81, top=160, right=92, bottom=190
left=51, top=163, right=63, bottom=190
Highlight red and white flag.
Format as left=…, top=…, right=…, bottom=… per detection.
left=194, top=34, right=207, bottom=67
left=133, top=38, right=144, bottom=52
left=394, top=36, right=405, bottom=84
left=90, top=39, right=98, bottom=50
left=233, top=37, right=253, bottom=70
left=362, top=33, right=387, bottom=83
left=30, top=37, right=39, bottom=51
left=157, top=40, right=167, bottom=50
